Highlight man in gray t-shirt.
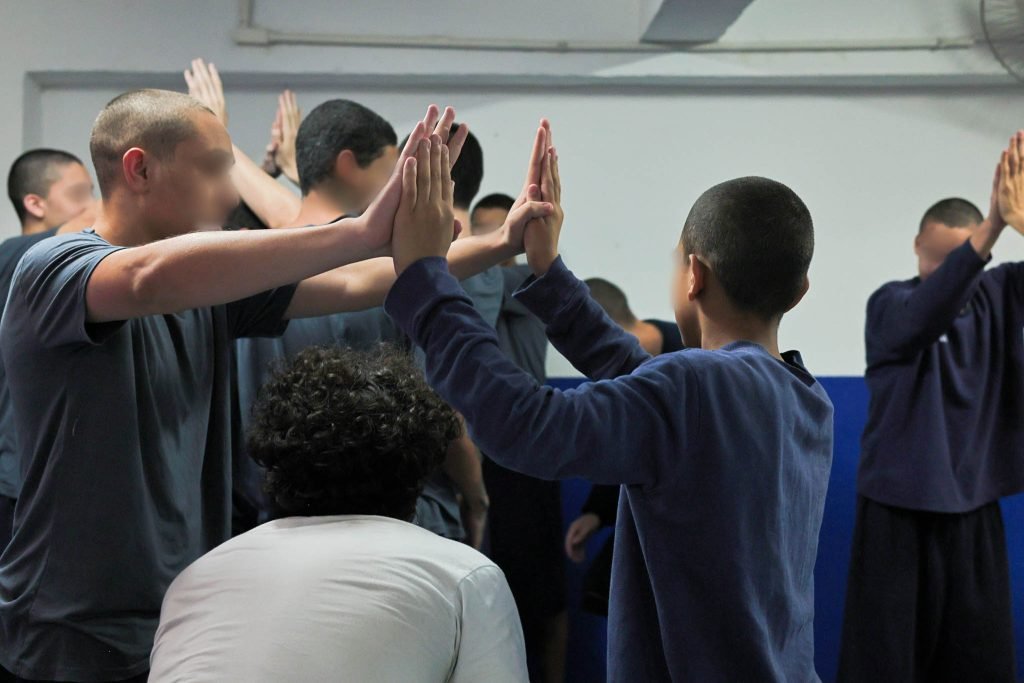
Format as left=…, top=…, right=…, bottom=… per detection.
left=0, top=89, right=508, bottom=681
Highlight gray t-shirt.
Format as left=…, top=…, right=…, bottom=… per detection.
left=0, top=228, right=59, bottom=499
left=414, top=266, right=503, bottom=540
left=496, top=264, right=547, bottom=384
left=0, top=231, right=296, bottom=681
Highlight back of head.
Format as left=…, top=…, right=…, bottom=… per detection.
left=682, top=176, right=813, bottom=321
left=296, top=99, right=397, bottom=196
left=451, top=124, right=483, bottom=210
left=585, top=278, right=636, bottom=326
left=472, top=192, right=515, bottom=215
left=247, top=345, right=460, bottom=520
left=90, top=89, right=212, bottom=198
left=7, top=148, right=83, bottom=224
left=918, top=197, right=982, bottom=233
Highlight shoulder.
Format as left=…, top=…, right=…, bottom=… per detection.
left=866, top=278, right=914, bottom=312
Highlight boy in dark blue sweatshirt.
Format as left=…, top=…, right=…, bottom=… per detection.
left=838, top=135, right=1024, bottom=682
left=383, top=122, right=834, bottom=681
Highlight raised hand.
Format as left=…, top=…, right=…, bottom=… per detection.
left=523, top=121, right=564, bottom=276
left=274, top=90, right=301, bottom=185
left=998, top=131, right=1024, bottom=235
left=259, top=107, right=282, bottom=177
left=355, top=104, right=463, bottom=255
left=183, top=58, right=227, bottom=126
left=391, top=135, right=459, bottom=275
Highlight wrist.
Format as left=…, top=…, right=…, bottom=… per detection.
left=528, top=250, right=559, bottom=277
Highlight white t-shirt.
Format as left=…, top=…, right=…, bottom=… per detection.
left=149, top=515, right=527, bottom=682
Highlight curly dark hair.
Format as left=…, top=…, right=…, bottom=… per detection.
left=247, top=345, right=460, bottom=520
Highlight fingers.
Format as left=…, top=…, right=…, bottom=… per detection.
left=1017, top=131, right=1024, bottom=176
left=447, top=122, right=469, bottom=167
left=522, top=123, right=548, bottom=195
left=398, top=120, right=427, bottom=164
left=428, top=134, right=443, bottom=203
left=401, top=157, right=418, bottom=210
left=421, top=105, right=441, bottom=136
left=1001, top=149, right=1011, bottom=184
left=1010, top=134, right=1021, bottom=178
left=432, top=106, right=456, bottom=141
left=440, top=143, right=453, bottom=205
left=209, top=62, right=223, bottom=98
left=416, top=139, right=431, bottom=201
left=183, top=68, right=196, bottom=93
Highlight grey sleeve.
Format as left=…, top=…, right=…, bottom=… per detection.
left=8, top=235, right=125, bottom=349
left=227, top=284, right=298, bottom=340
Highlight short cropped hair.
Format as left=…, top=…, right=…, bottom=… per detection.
left=451, top=124, right=483, bottom=210
left=89, top=89, right=213, bottom=197
left=295, top=99, right=397, bottom=196
left=7, top=149, right=82, bottom=223
left=247, top=345, right=460, bottom=520
left=585, top=278, right=636, bottom=326
left=918, top=197, right=983, bottom=234
left=681, top=176, right=814, bottom=321
left=472, top=192, right=515, bottom=217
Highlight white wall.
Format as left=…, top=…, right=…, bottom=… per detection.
left=3, top=0, right=1023, bottom=377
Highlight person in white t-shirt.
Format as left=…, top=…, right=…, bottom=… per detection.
left=149, top=345, right=528, bottom=683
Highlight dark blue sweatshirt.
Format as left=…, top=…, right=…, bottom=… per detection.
left=385, top=256, right=834, bottom=682
left=858, top=239, right=1024, bottom=512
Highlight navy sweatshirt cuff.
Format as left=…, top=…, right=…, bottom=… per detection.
left=513, top=256, right=589, bottom=325
left=384, top=256, right=465, bottom=341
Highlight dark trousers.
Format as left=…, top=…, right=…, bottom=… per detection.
left=0, top=495, right=14, bottom=554
left=837, top=495, right=1016, bottom=683
left=0, top=669, right=147, bottom=683
left=482, top=457, right=567, bottom=676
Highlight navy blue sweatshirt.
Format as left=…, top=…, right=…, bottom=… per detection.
left=385, top=256, right=833, bottom=682
left=858, top=239, right=1024, bottom=512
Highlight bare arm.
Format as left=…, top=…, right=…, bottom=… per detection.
left=230, top=144, right=301, bottom=228
left=185, top=59, right=301, bottom=228
left=445, top=427, right=489, bottom=550
left=85, top=217, right=376, bottom=323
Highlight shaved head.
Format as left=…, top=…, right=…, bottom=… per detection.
left=90, top=89, right=213, bottom=197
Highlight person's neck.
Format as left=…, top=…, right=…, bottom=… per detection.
left=698, top=309, right=782, bottom=359
left=453, top=207, right=470, bottom=238
left=89, top=199, right=157, bottom=247
left=624, top=319, right=663, bottom=355
left=290, top=188, right=356, bottom=228
left=20, top=219, right=51, bottom=236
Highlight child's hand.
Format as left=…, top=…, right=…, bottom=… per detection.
left=391, top=135, right=459, bottom=275
left=523, top=123, right=564, bottom=277
left=998, top=131, right=1024, bottom=235
left=564, top=512, right=600, bottom=563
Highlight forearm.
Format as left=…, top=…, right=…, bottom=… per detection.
left=969, top=218, right=1004, bottom=260
left=88, top=219, right=375, bottom=322
left=230, top=144, right=301, bottom=228
left=516, top=257, right=650, bottom=380
left=285, top=258, right=395, bottom=319
left=447, top=229, right=518, bottom=280
left=444, top=429, right=489, bottom=508
left=290, top=231, right=521, bottom=319
left=386, top=258, right=665, bottom=485
left=874, top=238, right=989, bottom=355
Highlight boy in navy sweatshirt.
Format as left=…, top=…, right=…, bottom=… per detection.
left=838, top=135, right=1024, bottom=682
left=383, top=122, right=834, bottom=681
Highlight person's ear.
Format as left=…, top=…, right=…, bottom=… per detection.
left=785, top=275, right=810, bottom=313
left=122, top=148, right=149, bottom=193
left=688, top=254, right=706, bottom=301
left=21, top=194, right=46, bottom=220
left=333, top=149, right=357, bottom=183
left=913, top=232, right=922, bottom=257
